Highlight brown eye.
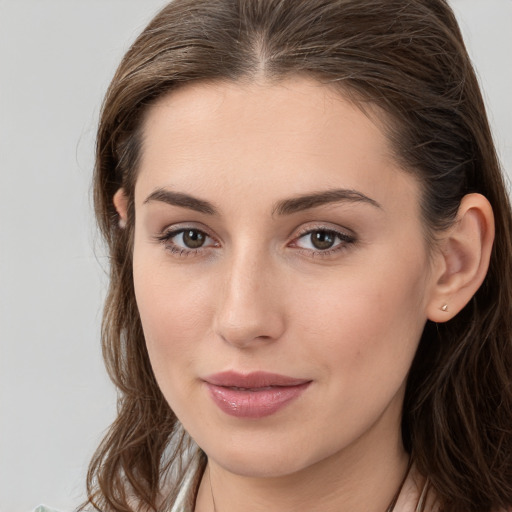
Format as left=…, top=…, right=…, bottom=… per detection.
left=182, top=229, right=206, bottom=249
left=310, top=230, right=336, bottom=250
left=158, top=227, right=217, bottom=253
left=292, top=227, right=356, bottom=255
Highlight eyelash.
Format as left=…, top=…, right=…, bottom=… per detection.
left=155, top=225, right=356, bottom=259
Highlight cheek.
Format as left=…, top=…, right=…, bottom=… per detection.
left=288, top=255, right=429, bottom=380
left=132, top=250, right=215, bottom=379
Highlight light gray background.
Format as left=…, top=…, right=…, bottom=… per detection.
left=0, top=1, right=510, bottom=511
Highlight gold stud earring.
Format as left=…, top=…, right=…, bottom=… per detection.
left=441, top=304, right=448, bottom=312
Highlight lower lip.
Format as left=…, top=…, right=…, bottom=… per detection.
left=205, top=382, right=310, bottom=418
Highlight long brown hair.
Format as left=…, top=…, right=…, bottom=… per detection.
left=84, top=1, right=512, bottom=511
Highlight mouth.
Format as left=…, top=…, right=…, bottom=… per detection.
left=203, top=371, right=312, bottom=419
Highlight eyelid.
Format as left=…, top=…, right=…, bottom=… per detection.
left=292, top=222, right=355, bottom=240
left=159, top=227, right=217, bottom=244
left=159, top=220, right=214, bottom=233
left=156, top=221, right=219, bottom=241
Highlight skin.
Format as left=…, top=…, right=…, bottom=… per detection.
left=114, top=78, right=494, bottom=511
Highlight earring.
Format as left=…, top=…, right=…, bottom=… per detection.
left=118, top=217, right=127, bottom=229
left=441, top=304, right=448, bottom=312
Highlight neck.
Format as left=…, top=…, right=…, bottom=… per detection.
left=195, top=411, right=409, bottom=512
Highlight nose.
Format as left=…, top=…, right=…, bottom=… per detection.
left=213, top=248, right=286, bottom=349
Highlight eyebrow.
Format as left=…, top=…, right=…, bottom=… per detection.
left=273, top=188, right=381, bottom=215
left=143, top=187, right=381, bottom=216
left=144, top=188, right=218, bottom=215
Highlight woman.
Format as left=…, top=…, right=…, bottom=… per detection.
left=79, top=0, right=512, bottom=511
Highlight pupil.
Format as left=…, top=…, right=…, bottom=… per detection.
left=311, top=231, right=335, bottom=250
left=183, top=230, right=205, bottom=249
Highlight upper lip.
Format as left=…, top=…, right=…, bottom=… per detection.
left=204, top=371, right=311, bottom=388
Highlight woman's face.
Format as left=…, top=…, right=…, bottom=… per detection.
left=130, top=78, right=438, bottom=478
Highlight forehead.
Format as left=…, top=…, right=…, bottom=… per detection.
left=140, top=78, right=393, bottom=162
left=135, top=78, right=419, bottom=216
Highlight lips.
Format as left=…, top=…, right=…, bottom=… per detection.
left=203, top=371, right=311, bottom=419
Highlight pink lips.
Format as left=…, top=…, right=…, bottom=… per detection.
left=204, top=371, right=311, bottom=419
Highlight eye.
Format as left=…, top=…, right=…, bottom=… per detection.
left=156, top=227, right=218, bottom=254
left=175, top=229, right=208, bottom=249
left=308, top=230, right=338, bottom=250
left=292, top=228, right=355, bottom=254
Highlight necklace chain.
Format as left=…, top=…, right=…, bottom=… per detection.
left=208, top=465, right=217, bottom=512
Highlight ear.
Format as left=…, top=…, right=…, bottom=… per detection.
left=113, top=188, right=128, bottom=228
left=427, top=193, right=494, bottom=322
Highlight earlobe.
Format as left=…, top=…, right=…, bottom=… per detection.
left=113, top=188, right=128, bottom=228
left=427, top=193, right=494, bottom=323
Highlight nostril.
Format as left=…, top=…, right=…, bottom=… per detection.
left=216, top=319, right=283, bottom=348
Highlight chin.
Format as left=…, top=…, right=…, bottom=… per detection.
left=197, top=433, right=336, bottom=480
left=211, top=451, right=311, bottom=479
